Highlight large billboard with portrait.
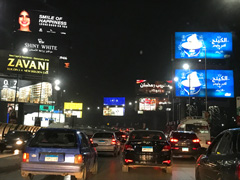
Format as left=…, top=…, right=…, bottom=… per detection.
left=0, top=50, right=58, bottom=76
left=103, top=107, right=125, bottom=116
left=136, top=80, right=172, bottom=95
left=175, top=69, right=234, bottom=98
left=175, top=32, right=232, bottom=59
left=0, top=77, right=53, bottom=104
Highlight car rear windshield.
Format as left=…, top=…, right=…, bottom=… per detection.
left=93, top=133, right=114, bottom=138
left=29, top=130, right=77, bottom=148
left=6, top=131, right=31, bottom=139
left=114, top=132, right=125, bottom=137
left=129, top=131, right=165, bottom=140
left=186, top=124, right=209, bottom=134
left=173, top=133, right=197, bottom=139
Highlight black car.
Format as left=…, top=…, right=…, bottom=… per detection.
left=196, top=128, right=240, bottom=180
left=169, top=131, right=201, bottom=159
left=3, top=130, right=33, bottom=152
left=122, top=130, right=172, bottom=173
left=115, top=131, right=128, bottom=143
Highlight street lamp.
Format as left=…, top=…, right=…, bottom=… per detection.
left=183, top=63, right=191, bottom=117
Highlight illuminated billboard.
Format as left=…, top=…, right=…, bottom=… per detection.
left=104, top=97, right=125, bottom=106
left=103, top=107, right=125, bottom=116
left=136, top=80, right=171, bottom=95
left=138, top=97, right=170, bottom=111
left=0, top=50, right=58, bottom=76
left=14, top=9, right=68, bottom=35
left=175, top=32, right=232, bottom=59
left=175, top=69, right=234, bottom=98
left=64, top=102, right=83, bottom=110
left=0, top=78, right=53, bottom=104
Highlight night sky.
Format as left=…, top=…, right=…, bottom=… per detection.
left=1, top=0, right=240, bottom=108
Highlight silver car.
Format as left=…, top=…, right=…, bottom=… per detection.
left=91, top=132, right=120, bottom=156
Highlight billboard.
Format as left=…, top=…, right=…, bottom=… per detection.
left=104, top=97, right=125, bottom=106
left=14, top=9, right=67, bottom=35
left=175, top=32, right=232, bottom=59
left=64, top=102, right=83, bottom=110
left=103, top=107, right=125, bottom=116
left=0, top=50, right=58, bottom=76
left=175, top=69, right=234, bottom=98
left=138, top=97, right=170, bottom=111
left=0, top=78, right=53, bottom=104
left=136, top=80, right=171, bottom=95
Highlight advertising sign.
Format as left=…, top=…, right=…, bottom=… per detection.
left=103, top=107, right=125, bottom=116
left=64, top=102, right=83, bottom=110
left=175, top=69, right=234, bottom=98
left=136, top=80, right=171, bottom=95
left=175, top=32, right=232, bottom=59
left=0, top=50, right=58, bottom=76
left=138, top=97, right=170, bottom=111
left=40, top=105, right=54, bottom=112
left=0, top=78, right=53, bottom=104
left=15, top=9, right=67, bottom=35
left=104, top=97, right=125, bottom=106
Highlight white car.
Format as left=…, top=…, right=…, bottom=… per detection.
left=91, top=132, right=120, bottom=156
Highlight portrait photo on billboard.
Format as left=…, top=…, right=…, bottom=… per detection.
left=14, top=9, right=68, bottom=35
left=175, top=69, right=234, bottom=98
left=175, top=32, right=232, bottom=59
left=138, top=97, right=170, bottom=111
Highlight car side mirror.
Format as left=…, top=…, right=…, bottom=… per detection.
left=91, top=143, right=98, bottom=147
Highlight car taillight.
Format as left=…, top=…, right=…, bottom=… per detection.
left=162, top=145, right=171, bottom=152
left=192, top=148, right=198, bottom=150
left=111, top=139, right=117, bottom=145
left=90, top=138, right=93, bottom=144
left=171, top=147, right=179, bottom=150
left=125, top=159, right=133, bottom=163
left=122, top=135, right=126, bottom=138
left=193, top=139, right=200, bottom=143
left=237, top=164, right=240, bottom=180
left=22, top=153, right=29, bottom=162
left=206, top=141, right=211, bottom=145
left=170, top=138, right=178, bottom=143
left=74, top=155, right=83, bottom=164
left=162, top=160, right=171, bottom=164
left=124, top=144, right=134, bottom=151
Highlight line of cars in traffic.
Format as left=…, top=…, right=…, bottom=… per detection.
left=1, top=122, right=240, bottom=180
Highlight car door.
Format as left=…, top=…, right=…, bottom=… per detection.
left=84, top=132, right=96, bottom=168
left=198, top=133, right=224, bottom=180
left=80, top=133, right=92, bottom=170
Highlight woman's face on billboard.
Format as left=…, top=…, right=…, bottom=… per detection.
left=19, top=10, right=30, bottom=29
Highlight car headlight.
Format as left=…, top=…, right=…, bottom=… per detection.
left=16, top=140, right=23, bottom=145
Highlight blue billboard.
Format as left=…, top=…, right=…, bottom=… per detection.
left=175, top=32, right=232, bottom=59
left=103, top=97, right=125, bottom=106
left=175, top=69, right=234, bottom=98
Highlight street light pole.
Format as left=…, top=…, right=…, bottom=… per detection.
left=205, top=47, right=208, bottom=112
left=188, top=68, right=191, bottom=117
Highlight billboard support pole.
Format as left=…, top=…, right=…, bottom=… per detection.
left=14, top=74, right=19, bottom=111
left=189, top=69, right=191, bottom=117
left=205, top=47, right=208, bottom=113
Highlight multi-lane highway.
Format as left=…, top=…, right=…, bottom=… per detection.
left=0, top=151, right=195, bottom=180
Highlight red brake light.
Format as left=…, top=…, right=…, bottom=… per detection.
left=74, top=155, right=83, bottom=164
left=237, top=164, right=240, bottom=180
left=22, top=153, right=29, bottom=162
left=171, top=147, right=179, bottom=150
left=193, top=139, right=200, bottom=143
left=162, top=145, right=171, bottom=152
left=90, top=138, right=93, bottom=144
left=122, top=135, right=126, bottom=138
left=124, top=144, right=134, bottom=151
left=125, top=159, right=133, bottom=163
left=192, top=148, right=198, bottom=150
left=170, top=138, right=178, bottom=143
left=111, top=139, right=116, bottom=145
left=207, top=141, right=211, bottom=145
left=162, top=160, right=171, bottom=164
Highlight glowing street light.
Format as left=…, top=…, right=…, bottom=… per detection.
left=22, top=47, right=28, bottom=54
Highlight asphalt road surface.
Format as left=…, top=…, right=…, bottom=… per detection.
left=0, top=152, right=196, bottom=180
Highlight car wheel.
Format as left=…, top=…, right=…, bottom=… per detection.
left=195, top=169, right=201, bottom=180
left=165, top=166, right=172, bottom=174
left=91, top=161, right=98, bottom=175
left=76, top=166, right=87, bottom=180
left=23, top=174, right=34, bottom=180
left=122, top=165, right=129, bottom=172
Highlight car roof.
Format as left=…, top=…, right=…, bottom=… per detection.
left=38, top=128, right=78, bottom=132
left=130, top=130, right=164, bottom=133
left=171, top=130, right=196, bottom=134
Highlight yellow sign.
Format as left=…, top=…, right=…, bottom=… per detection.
left=64, top=102, right=83, bottom=110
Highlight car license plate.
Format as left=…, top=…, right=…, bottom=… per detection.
left=6, top=145, right=13, bottom=148
left=45, top=155, right=58, bottom=162
left=99, top=140, right=105, bottom=142
left=142, top=146, right=153, bottom=152
left=182, top=147, right=189, bottom=152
